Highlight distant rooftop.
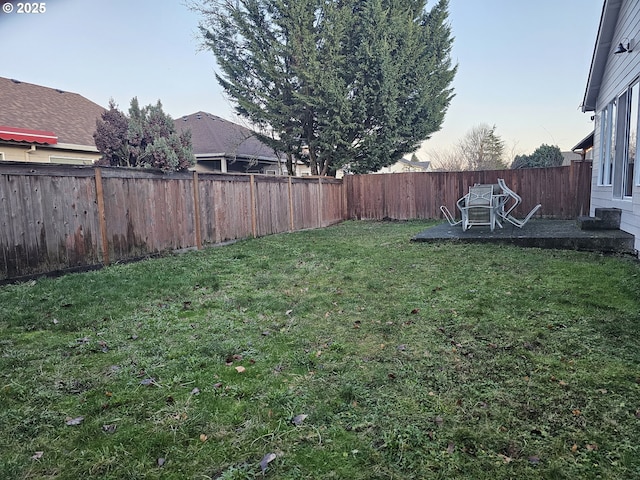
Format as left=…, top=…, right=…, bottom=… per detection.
left=174, top=111, right=278, bottom=160
left=0, top=77, right=105, bottom=146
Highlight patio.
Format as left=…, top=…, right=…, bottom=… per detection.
left=412, top=219, right=637, bottom=255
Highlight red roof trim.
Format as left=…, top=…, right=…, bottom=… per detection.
left=0, top=125, right=58, bottom=145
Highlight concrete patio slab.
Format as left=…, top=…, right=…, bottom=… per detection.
left=412, top=219, right=637, bottom=255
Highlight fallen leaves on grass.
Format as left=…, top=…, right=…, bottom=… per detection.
left=235, top=366, right=246, bottom=373
left=31, top=451, right=44, bottom=460
left=259, top=452, right=276, bottom=473
left=497, top=453, right=512, bottom=463
left=102, top=424, right=117, bottom=434
left=292, top=414, right=308, bottom=426
left=65, top=416, right=84, bottom=426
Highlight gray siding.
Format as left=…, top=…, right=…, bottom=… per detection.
left=591, top=0, right=640, bottom=252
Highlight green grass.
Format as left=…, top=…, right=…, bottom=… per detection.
left=1, top=220, right=640, bottom=479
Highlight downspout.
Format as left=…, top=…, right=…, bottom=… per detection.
left=25, top=145, right=36, bottom=161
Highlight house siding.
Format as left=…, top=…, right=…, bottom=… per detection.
left=0, top=144, right=99, bottom=164
left=591, top=0, right=640, bottom=252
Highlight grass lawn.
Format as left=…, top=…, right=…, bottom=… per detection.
left=1, top=220, right=640, bottom=479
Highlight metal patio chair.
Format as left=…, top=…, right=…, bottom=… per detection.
left=457, top=184, right=500, bottom=231
left=496, top=178, right=541, bottom=228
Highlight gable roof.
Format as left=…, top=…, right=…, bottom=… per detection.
left=582, top=0, right=623, bottom=112
left=572, top=131, right=595, bottom=151
left=174, top=112, right=278, bottom=160
left=0, top=77, right=105, bottom=146
left=398, top=158, right=430, bottom=170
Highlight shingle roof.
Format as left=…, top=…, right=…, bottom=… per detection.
left=174, top=112, right=277, bottom=160
left=0, top=77, right=105, bottom=146
left=582, top=0, right=621, bottom=112
left=399, top=158, right=431, bottom=170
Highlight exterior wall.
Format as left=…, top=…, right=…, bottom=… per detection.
left=0, top=143, right=99, bottom=165
left=375, top=160, right=431, bottom=174
left=591, top=0, right=640, bottom=252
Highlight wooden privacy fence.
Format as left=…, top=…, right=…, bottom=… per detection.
left=345, top=161, right=592, bottom=221
left=0, top=163, right=344, bottom=282
left=1, top=161, right=591, bottom=281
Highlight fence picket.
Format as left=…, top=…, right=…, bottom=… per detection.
left=0, top=162, right=590, bottom=282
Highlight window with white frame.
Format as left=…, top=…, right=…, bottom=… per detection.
left=599, top=99, right=615, bottom=186
left=628, top=81, right=639, bottom=194
left=598, top=79, right=640, bottom=197
left=49, top=156, right=95, bottom=165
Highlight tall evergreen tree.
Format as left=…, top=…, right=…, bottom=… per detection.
left=194, top=0, right=456, bottom=176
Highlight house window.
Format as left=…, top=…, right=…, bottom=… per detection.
left=629, top=81, right=639, bottom=192
left=49, top=156, right=95, bottom=165
left=599, top=100, right=615, bottom=186
left=599, top=80, right=640, bottom=197
left=612, top=89, right=627, bottom=198
left=613, top=81, right=639, bottom=198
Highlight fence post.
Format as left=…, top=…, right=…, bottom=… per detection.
left=250, top=174, right=257, bottom=238
left=317, top=178, right=323, bottom=227
left=193, top=171, right=202, bottom=250
left=288, top=176, right=294, bottom=231
left=94, top=167, right=110, bottom=266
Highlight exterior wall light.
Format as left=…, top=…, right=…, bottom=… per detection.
left=614, top=38, right=633, bottom=54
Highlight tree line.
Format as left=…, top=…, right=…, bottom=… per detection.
left=428, top=123, right=565, bottom=171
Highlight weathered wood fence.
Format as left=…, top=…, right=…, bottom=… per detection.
left=345, top=161, right=592, bottom=221
left=0, top=163, right=344, bottom=282
left=1, top=161, right=590, bottom=282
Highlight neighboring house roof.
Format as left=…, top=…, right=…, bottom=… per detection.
left=398, top=158, right=431, bottom=171
left=174, top=111, right=278, bottom=161
left=572, top=131, right=595, bottom=152
left=561, top=151, right=582, bottom=165
left=0, top=77, right=105, bottom=147
left=582, top=0, right=623, bottom=112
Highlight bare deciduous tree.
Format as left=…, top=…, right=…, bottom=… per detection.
left=428, top=123, right=508, bottom=171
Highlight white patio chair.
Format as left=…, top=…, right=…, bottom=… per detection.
left=457, top=185, right=499, bottom=231
left=440, top=205, right=462, bottom=226
left=496, top=178, right=541, bottom=228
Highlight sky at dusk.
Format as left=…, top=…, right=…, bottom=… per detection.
left=1, top=0, right=603, bottom=159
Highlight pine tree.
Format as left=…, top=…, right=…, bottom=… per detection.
left=194, top=0, right=456, bottom=175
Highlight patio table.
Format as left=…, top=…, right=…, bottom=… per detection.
left=440, top=179, right=541, bottom=230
